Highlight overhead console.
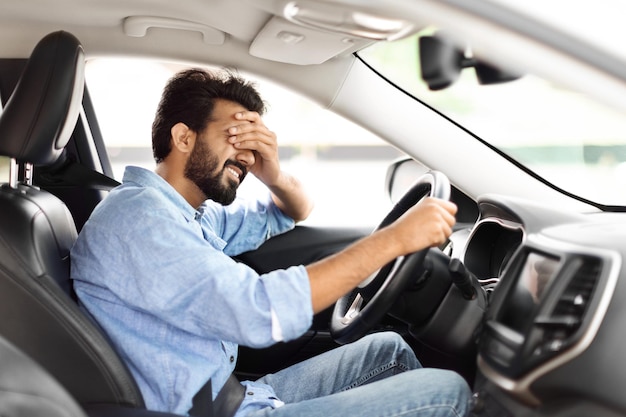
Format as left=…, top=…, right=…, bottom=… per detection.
left=247, top=0, right=421, bottom=64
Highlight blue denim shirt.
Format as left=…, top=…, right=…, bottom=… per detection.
left=70, top=166, right=313, bottom=416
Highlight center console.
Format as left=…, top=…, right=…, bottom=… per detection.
left=473, top=236, right=618, bottom=412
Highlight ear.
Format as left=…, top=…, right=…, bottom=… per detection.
left=170, top=122, right=196, bottom=154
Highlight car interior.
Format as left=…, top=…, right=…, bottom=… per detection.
left=2, top=1, right=626, bottom=417
left=0, top=30, right=153, bottom=417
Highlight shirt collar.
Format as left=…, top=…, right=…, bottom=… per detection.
left=122, top=166, right=200, bottom=222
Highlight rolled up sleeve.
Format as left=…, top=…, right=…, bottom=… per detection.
left=261, top=265, right=312, bottom=343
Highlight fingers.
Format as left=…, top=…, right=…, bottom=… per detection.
left=227, top=111, right=281, bottom=184
left=424, top=197, right=457, bottom=241
left=437, top=198, right=457, bottom=229
left=227, top=125, right=275, bottom=149
left=415, top=197, right=456, bottom=222
left=392, top=197, right=458, bottom=253
left=234, top=110, right=261, bottom=123
left=227, top=111, right=277, bottom=151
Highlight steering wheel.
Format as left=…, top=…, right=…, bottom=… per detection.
left=330, top=170, right=451, bottom=344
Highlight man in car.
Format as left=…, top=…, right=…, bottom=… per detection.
left=71, top=68, right=471, bottom=417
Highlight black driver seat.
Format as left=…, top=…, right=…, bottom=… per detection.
left=0, top=333, right=87, bottom=417
left=0, top=30, right=145, bottom=411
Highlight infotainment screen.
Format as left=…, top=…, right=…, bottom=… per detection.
left=498, top=252, right=560, bottom=334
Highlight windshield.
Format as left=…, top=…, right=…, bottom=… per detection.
left=358, top=31, right=626, bottom=208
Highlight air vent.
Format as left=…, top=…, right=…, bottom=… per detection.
left=554, top=257, right=600, bottom=315
left=533, top=256, right=602, bottom=354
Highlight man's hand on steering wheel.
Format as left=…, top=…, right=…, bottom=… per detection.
left=323, top=171, right=455, bottom=344
left=384, top=197, right=457, bottom=255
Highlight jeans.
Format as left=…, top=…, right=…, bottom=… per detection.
left=246, top=332, right=472, bottom=417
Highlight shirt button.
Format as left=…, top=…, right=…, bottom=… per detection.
left=230, top=355, right=235, bottom=363
left=247, top=392, right=254, bottom=396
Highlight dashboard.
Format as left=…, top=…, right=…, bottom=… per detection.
left=459, top=195, right=626, bottom=417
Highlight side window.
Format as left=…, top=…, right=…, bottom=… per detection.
left=0, top=157, right=8, bottom=182
left=0, top=100, right=7, bottom=182
left=86, top=59, right=401, bottom=228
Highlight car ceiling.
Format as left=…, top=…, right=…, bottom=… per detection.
left=0, top=0, right=394, bottom=108
left=0, top=0, right=386, bottom=65
left=2, top=0, right=626, bottom=111
left=2, top=0, right=626, bottom=212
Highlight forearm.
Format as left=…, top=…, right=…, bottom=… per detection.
left=269, top=171, right=314, bottom=222
left=304, top=197, right=458, bottom=313
left=306, top=227, right=401, bottom=313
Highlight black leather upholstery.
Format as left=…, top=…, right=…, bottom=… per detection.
left=0, top=31, right=84, bottom=165
left=0, top=31, right=144, bottom=409
left=0, top=334, right=86, bottom=417
left=0, top=333, right=180, bottom=417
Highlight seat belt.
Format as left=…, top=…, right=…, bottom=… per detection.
left=189, top=374, right=246, bottom=417
left=37, top=157, right=120, bottom=191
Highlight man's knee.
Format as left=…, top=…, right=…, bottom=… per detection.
left=358, top=332, right=421, bottom=370
left=400, top=368, right=472, bottom=416
left=438, top=369, right=471, bottom=396
left=438, top=369, right=473, bottom=415
left=361, top=331, right=409, bottom=350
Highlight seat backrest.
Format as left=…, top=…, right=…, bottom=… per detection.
left=0, top=333, right=87, bottom=417
left=0, top=31, right=144, bottom=409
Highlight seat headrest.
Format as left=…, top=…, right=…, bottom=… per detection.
left=0, top=31, right=85, bottom=166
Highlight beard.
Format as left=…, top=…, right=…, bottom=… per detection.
left=184, top=138, right=247, bottom=205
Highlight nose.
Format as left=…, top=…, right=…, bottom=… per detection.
left=236, top=149, right=255, bottom=167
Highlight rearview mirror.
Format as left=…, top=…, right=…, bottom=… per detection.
left=419, top=35, right=521, bottom=90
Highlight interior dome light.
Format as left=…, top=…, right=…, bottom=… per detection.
left=284, top=2, right=414, bottom=40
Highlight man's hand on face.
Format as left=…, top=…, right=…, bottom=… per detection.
left=227, top=111, right=282, bottom=187
left=225, top=108, right=313, bottom=222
